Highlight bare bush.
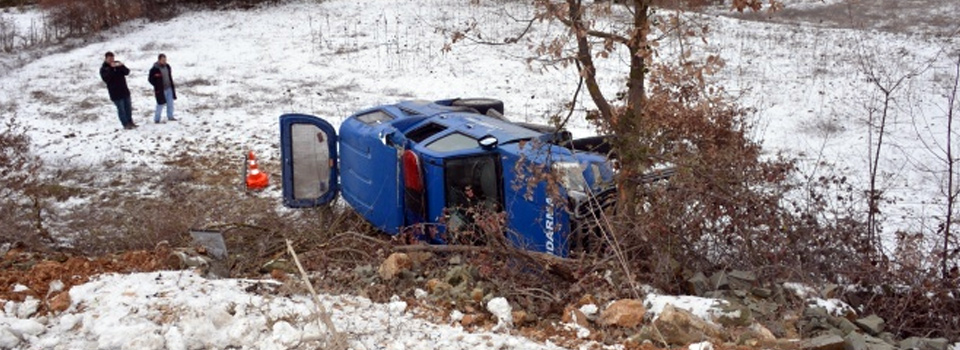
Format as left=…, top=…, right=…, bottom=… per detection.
left=0, top=116, right=47, bottom=247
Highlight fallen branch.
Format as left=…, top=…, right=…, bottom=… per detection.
left=286, top=239, right=348, bottom=349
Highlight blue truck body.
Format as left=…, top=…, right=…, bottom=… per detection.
left=279, top=98, right=616, bottom=256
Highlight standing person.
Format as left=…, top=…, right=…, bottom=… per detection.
left=148, top=53, right=177, bottom=123
left=100, top=52, right=136, bottom=129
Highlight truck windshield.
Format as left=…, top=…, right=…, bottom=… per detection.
left=444, top=155, right=501, bottom=212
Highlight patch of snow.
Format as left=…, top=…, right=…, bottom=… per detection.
left=808, top=298, right=856, bottom=316
left=414, top=288, right=428, bottom=299
left=579, top=304, right=598, bottom=318
left=688, top=341, right=714, bottom=350
left=47, top=280, right=64, bottom=293
left=11, top=285, right=28, bottom=293
left=15, top=297, right=38, bottom=319
left=783, top=283, right=817, bottom=298
left=0, top=326, right=22, bottom=349
left=450, top=310, right=464, bottom=323
left=2, top=271, right=567, bottom=349
left=644, top=294, right=727, bottom=322
left=487, top=297, right=513, bottom=331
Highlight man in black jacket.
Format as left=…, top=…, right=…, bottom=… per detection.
left=148, top=53, right=177, bottom=123
left=100, top=52, right=137, bottom=129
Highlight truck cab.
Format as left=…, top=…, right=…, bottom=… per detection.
left=279, top=98, right=616, bottom=256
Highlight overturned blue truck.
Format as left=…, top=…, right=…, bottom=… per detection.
left=279, top=98, right=618, bottom=257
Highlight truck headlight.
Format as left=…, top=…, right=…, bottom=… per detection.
left=552, top=162, right=588, bottom=199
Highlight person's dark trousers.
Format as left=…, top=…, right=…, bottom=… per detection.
left=113, top=97, right=134, bottom=128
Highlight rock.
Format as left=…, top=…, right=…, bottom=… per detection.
left=803, top=306, right=830, bottom=320
left=709, top=272, right=730, bottom=290
left=48, top=292, right=71, bottom=313
left=727, top=270, right=756, bottom=289
left=836, top=318, right=858, bottom=335
left=751, top=288, right=773, bottom=298
left=444, top=265, right=474, bottom=287
left=863, top=334, right=896, bottom=350
left=470, top=288, right=484, bottom=302
left=379, top=253, right=412, bottom=280
left=512, top=310, right=531, bottom=326
left=407, top=251, right=433, bottom=266
left=598, top=299, right=646, bottom=328
left=426, top=278, right=452, bottom=294
left=460, top=313, right=480, bottom=327
left=563, top=305, right=591, bottom=328
left=822, top=284, right=840, bottom=298
left=715, top=300, right=753, bottom=327
left=844, top=332, right=868, bottom=350
left=854, top=315, right=884, bottom=336
left=448, top=255, right=462, bottom=265
left=687, top=272, right=710, bottom=296
left=901, top=337, right=950, bottom=350
left=651, top=304, right=728, bottom=346
left=878, top=333, right=897, bottom=346
left=801, top=334, right=846, bottom=350
left=353, top=264, right=375, bottom=278
left=737, top=323, right=777, bottom=346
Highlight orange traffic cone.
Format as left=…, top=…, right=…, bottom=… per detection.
left=246, top=151, right=269, bottom=191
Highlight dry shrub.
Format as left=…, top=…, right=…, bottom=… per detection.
left=35, top=0, right=283, bottom=39
left=587, top=59, right=873, bottom=291
left=37, top=0, right=144, bottom=36
left=0, top=116, right=47, bottom=247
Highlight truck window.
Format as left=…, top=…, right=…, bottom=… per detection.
left=356, top=110, right=394, bottom=125
left=406, top=123, right=447, bottom=143
left=427, top=133, right=477, bottom=153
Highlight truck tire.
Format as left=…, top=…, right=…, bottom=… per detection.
left=451, top=98, right=505, bottom=117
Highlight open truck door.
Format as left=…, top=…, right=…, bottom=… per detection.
left=279, top=114, right=339, bottom=208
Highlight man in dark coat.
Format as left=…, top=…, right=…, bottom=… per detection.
left=148, top=53, right=177, bottom=123
left=100, top=52, right=137, bottom=129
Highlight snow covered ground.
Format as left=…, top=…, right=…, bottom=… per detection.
left=0, top=271, right=579, bottom=349
left=1, top=0, right=959, bottom=348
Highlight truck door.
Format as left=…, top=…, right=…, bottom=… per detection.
left=279, top=114, right=339, bottom=207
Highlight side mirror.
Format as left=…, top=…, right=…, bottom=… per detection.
left=478, top=135, right=498, bottom=150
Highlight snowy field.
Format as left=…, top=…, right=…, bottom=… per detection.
left=1, top=0, right=959, bottom=348
left=0, top=0, right=956, bottom=243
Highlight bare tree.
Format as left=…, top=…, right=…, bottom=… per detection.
left=939, top=54, right=960, bottom=279
left=856, top=47, right=929, bottom=254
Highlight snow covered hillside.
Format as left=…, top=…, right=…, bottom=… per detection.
left=1, top=0, right=957, bottom=244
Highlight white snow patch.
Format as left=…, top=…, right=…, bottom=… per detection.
left=0, top=271, right=566, bottom=349
left=689, top=341, right=714, bottom=350
left=579, top=304, right=598, bottom=318
left=487, top=297, right=513, bottom=331
left=15, top=297, right=38, bottom=319
left=644, top=294, right=727, bottom=322
left=11, top=285, right=28, bottom=293
left=808, top=298, right=856, bottom=316
left=450, top=310, right=464, bottom=323
left=783, top=283, right=817, bottom=298
left=414, top=288, right=428, bottom=299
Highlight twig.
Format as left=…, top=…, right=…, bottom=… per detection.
left=286, top=239, right=348, bottom=349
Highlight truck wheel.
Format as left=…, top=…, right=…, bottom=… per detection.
left=451, top=98, right=505, bottom=117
